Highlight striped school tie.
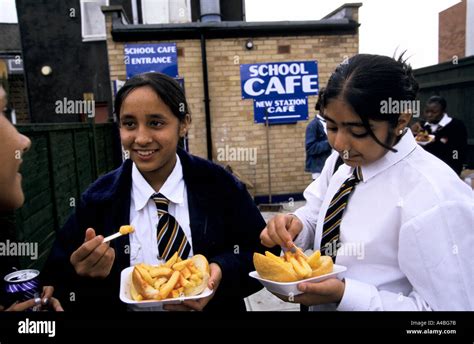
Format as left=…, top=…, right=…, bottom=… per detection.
left=320, top=166, right=362, bottom=261
left=152, top=193, right=191, bottom=261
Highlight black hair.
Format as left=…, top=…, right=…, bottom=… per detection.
left=322, top=53, right=419, bottom=152
left=426, top=95, right=447, bottom=112
left=315, top=87, right=326, bottom=112
left=114, top=72, right=190, bottom=122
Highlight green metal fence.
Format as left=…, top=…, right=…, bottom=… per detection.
left=11, top=122, right=121, bottom=270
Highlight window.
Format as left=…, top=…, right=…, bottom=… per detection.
left=141, top=0, right=191, bottom=24
left=80, top=0, right=109, bottom=42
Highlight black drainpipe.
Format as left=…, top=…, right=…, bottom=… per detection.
left=200, top=31, right=213, bottom=161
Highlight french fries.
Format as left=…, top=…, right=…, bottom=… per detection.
left=253, top=248, right=333, bottom=282
left=131, top=253, right=210, bottom=301
left=415, top=130, right=431, bottom=142
left=119, top=225, right=134, bottom=235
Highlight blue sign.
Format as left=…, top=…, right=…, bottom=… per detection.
left=240, top=61, right=318, bottom=124
left=124, top=43, right=178, bottom=79
left=240, top=61, right=318, bottom=99
left=254, top=95, right=309, bottom=124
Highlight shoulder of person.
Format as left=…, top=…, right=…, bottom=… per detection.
left=402, top=149, right=471, bottom=203
left=306, top=117, right=318, bottom=129
left=81, top=159, right=133, bottom=204
left=448, top=117, right=467, bottom=129
left=314, top=117, right=325, bottom=129
left=178, top=149, right=245, bottom=191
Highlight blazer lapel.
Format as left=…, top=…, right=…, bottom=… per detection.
left=186, top=186, right=210, bottom=255
left=178, top=149, right=212, bottom=255
left=106, top=160, right=133, bottom=272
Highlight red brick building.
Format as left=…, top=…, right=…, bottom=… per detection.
left=439, top=0, right=474, bottom=63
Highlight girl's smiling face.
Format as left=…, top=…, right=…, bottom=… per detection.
left=323, top=98, right=396, bottom=167
left=0, top=86, right=32, bottom=211
left=119, top=86, right=189, bottom=187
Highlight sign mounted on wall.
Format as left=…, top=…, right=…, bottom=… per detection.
left=240, top=61, right=318, bottom=124
left=253, top=95, right=309, bottom=125
left=124, top=43, right=178, bottom=79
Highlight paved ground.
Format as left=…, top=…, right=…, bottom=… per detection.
left=244, top=201, right=305, bottom=311
left=245, top=287, right=300, bottom=311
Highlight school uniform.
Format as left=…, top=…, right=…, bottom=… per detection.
left=421, top=113, right=468, bottom=175
left=129, top=156, right=193, bottom=266
left=42, top=148, right=271, bottom=312
left=294, top=132, right=474, bottom=311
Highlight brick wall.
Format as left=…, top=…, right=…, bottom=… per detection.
left=439, top=0, right=466, bottom=63
left=104, top=16, right=359, bottom=197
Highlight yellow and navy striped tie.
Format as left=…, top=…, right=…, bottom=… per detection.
left=320, top=166, right=362, bottom=261
left=152, top=193, right=191, bottom=261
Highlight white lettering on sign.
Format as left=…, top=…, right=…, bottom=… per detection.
left=131, top=57, right=172, bottom=64
left=255, top=98, right=307, bottom=113
left=244, top=78, right=265, bottom=97
left=249, top=62, right=309, bottom=77
left=124, top=46, right=176, bottom=55
left=244, top=75, right=317, bottom=97
left=266, top=77, right=286, bottom=94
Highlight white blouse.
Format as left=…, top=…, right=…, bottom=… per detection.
left=294, top=133, right=474, bottom=311
left=129, top=155, right=193, bottom=267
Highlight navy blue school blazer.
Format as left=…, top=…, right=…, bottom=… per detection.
left=43, top=149, right=272, bottom=311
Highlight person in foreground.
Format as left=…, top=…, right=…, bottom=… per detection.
left=260, top=54, right=474, bottom=311
left=43, top=73, right=271, bottom=311
left=0, top=85, right=63, bottom=311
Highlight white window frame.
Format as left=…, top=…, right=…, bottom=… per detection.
left=141, top=0, right=191, bottom=24
left=80, top=0, right=109, bottom=42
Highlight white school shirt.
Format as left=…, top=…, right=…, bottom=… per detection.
left=129, top=155, right=193, bottom=267
left=317, top=114, right=328, bottom=134
left=294, top=133, right=474, bottom=311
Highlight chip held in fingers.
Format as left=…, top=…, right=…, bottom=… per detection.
left=131, top=252, right=210, bottom=301
left=253, top=248, right=333, bottom=282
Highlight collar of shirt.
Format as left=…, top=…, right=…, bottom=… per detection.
left=131, top=154, right=185, bottom=211
left=355, top=132, right=417, bottom=183
left=438, top=113, right=452, bottom=127
left=426, top=113, right=452, bottom=132
left=317, top=114, right=327, bottom=133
